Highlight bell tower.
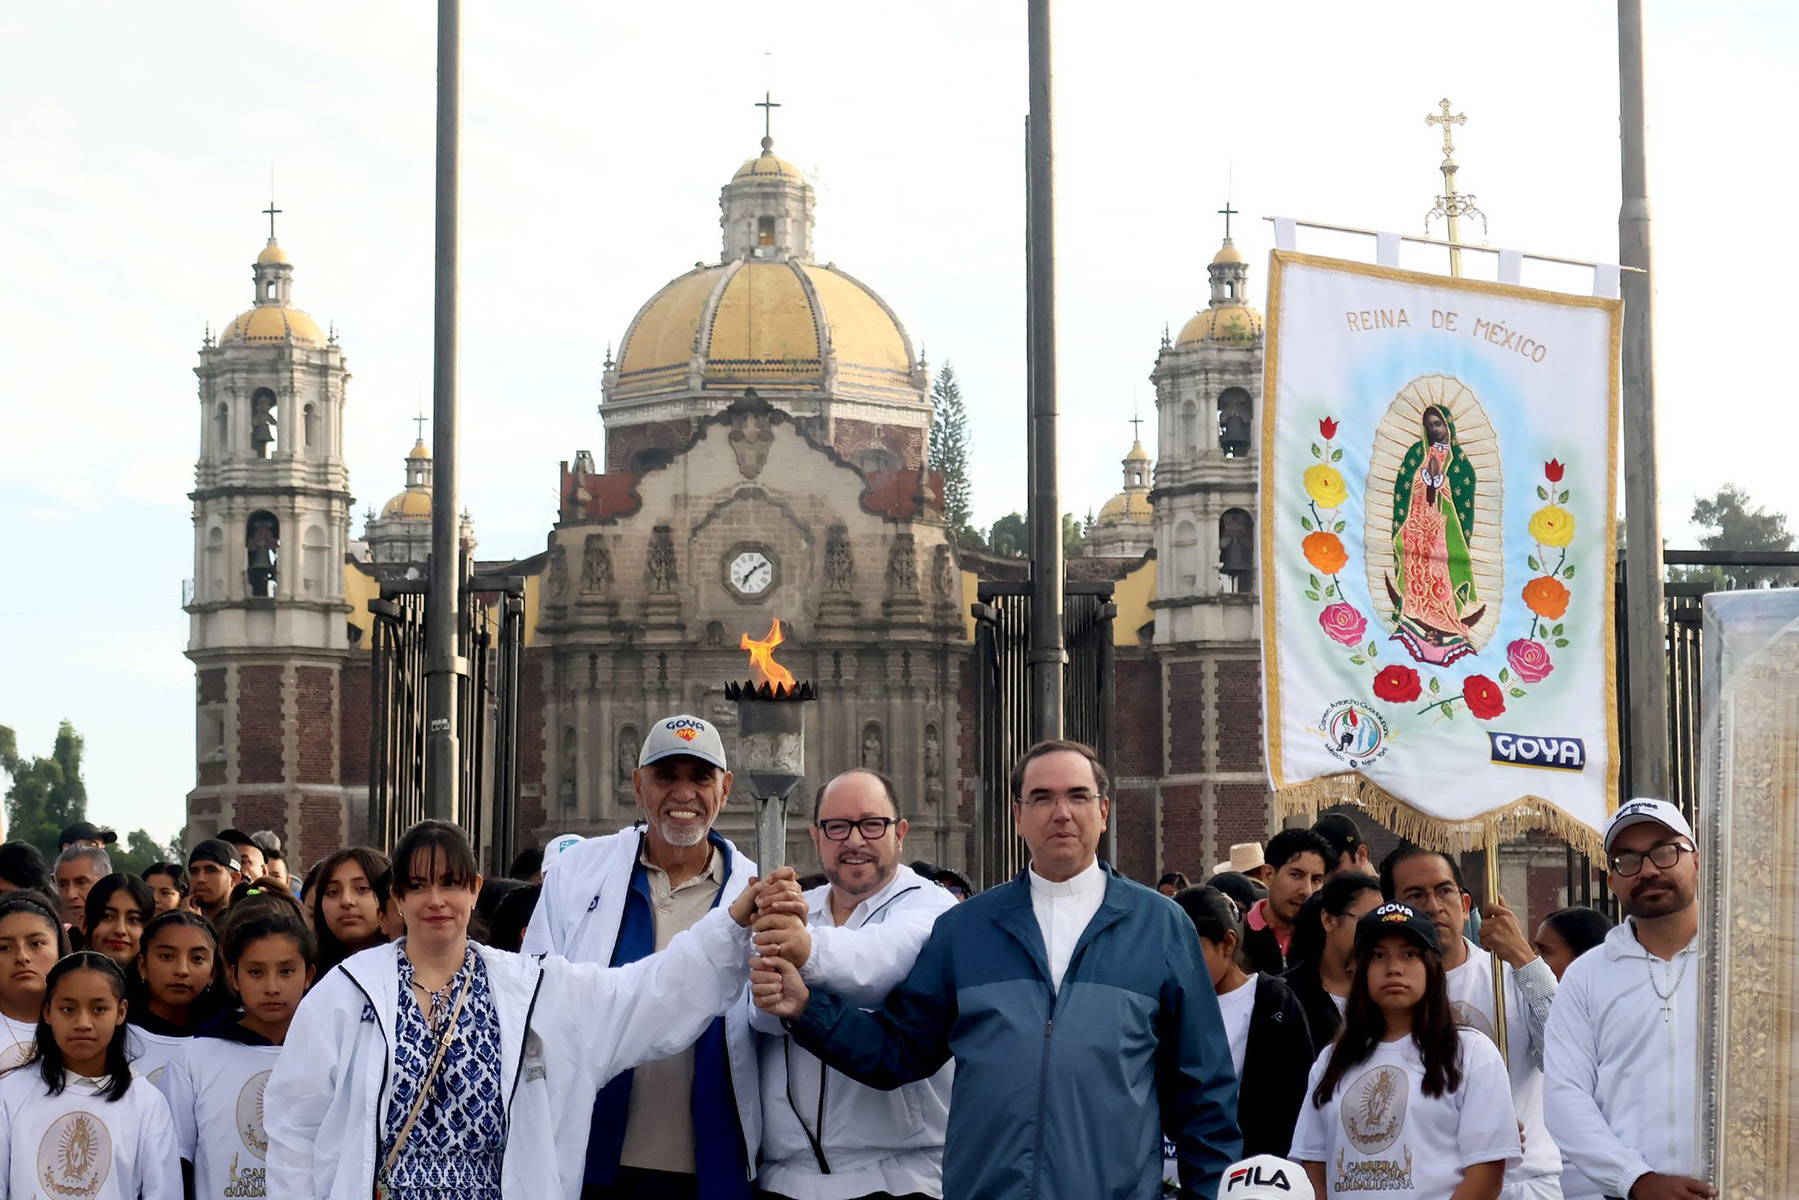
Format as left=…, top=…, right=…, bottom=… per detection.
left=185, top=212, right=357, bottom=857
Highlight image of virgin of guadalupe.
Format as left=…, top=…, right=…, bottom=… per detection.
left=1383, top=403, right=1485, bottom=664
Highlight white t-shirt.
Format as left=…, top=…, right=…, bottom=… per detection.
left=1216, top=974, right=1258, bottom=1079
left=0, top=1012, right=36, bottom=1072
left=159, top=1034, right=283, bottom=1199
left=1443, top=942, right=1560, bottom=1191
left=0, top=1065, right=181, bottom=1200
left=1292, top=1028, right=1521, bottom=1199
left=125, top=1026, right=187, bottom=1088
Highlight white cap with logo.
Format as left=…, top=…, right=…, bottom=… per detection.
left=638, top=714, right=729, bottom=772
left=543, top=833, right=584, bottom=866
left=1221, top=1155, right=1315, bottom=1200
left=1602, top=797, right=1695, bottom=855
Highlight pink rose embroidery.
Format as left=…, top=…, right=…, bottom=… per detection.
left=1506, top=638, right=1554, bottom=684
left=1318, top=602, right=1368, bottom=647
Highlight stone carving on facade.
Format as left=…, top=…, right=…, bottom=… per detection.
left=861, top=723, right=884, bottom=771
left=728, top=398, right=776, bottom=479
left=824, top=525, right=855, bottom=592
left=548, top=544, right=569, bottom=598
left=924, top=724, right=942, bottom=778
left=559, top=727, right=577, bottom=808
left=580, top=535, right=613, bottom=593
left=616, top=725, right=639, bottom=787
left=646, top=526, right=678, bottom=592
left=886, top=533, right=918, bottom=594
left=932, top=544, right=956, bottom=599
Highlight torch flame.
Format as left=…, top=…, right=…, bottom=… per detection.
left=740, top=619, right=797, bottom=691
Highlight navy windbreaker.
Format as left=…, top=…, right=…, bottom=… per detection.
left=786, top=862, right=1242, bottom=1199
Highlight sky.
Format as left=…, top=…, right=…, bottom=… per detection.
left=2, top=1, right=1792, bottom=843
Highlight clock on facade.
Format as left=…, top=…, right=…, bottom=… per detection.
left=725, top=546, right=776, bottom=599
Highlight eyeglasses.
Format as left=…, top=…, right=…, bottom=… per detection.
left=1608, top=840, right=1694, bottom=878
left=1400, top=883, right=1463, bottom=907
left=816, top=817, right=899, bottom=842
left=1018, top=791, right=1101, bottom=808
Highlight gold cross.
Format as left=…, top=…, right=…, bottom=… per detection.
left=1425, top=98, right=1466, bottom=158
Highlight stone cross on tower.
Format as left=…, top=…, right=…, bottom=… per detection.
left=755, top=91, right=781, bottom=144
left=1216, top=200, right=1239, bottom=242
left=262, top=199, right=282, bottom=240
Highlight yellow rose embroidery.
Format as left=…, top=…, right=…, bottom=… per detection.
left=1304, top=464, right=1348, bottom=509
left=1529, top=504, right=1575, bottom=548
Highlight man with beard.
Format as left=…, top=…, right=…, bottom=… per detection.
left=525, top=714, right=762, bottom=1200
left=748, top=769, right=957, bottom=1199
left=1544, top=800, right=1716, bottom=1200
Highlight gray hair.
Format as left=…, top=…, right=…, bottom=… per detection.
left=55, top=845, right=112, bottom=876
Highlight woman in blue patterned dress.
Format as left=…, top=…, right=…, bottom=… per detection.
left=266, top=820, right=790, bottom=1200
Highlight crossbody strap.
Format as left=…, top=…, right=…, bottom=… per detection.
left=380, top=969, right=474, bottom=1183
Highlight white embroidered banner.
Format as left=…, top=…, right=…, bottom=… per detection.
left=1260, top=251, right=1622, bottom=856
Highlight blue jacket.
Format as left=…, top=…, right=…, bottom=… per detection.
left=786, top=862, right=1242, bottom=1200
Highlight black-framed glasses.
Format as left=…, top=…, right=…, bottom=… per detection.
left=816, top=817, right=899, bottom=842
left=1608, top=840, right=1694, bottom=878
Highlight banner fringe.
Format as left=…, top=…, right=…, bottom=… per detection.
left=1275, top=772, right=1606, bottom=861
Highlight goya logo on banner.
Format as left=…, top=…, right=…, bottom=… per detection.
left=1487, top=732, right=1585, bottom=772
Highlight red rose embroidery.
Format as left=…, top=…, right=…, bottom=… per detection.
left=1372, top=665, right=1423, bottom=703
left=1462, top=674, right=1506, bottom=720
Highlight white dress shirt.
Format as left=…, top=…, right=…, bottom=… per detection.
left=1027, top=857, right=1106, bottom=992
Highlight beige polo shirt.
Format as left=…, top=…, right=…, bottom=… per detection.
left=617, top=840, right=726, bottom=1175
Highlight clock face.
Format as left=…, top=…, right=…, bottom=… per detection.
left=728, top=549, right=774, bottom=596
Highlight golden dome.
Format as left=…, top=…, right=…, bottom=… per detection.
left=1212, top=240, right=1245, bottom=265
left=380, top=488, right=431, bottom=521
left=1177, top=304, right=1264, bottom=346
left=406, top=438, right=431, bottom=461
left=614, top=259, right=913, bottom=398
left=733, top=149, right=804, bottom=184
left=256, top=240, right=291, bottom=265
left=217, top=306, right=325, bottom=346
left=1124, top=440, right=1151, bottom=464
left=1098, top=491, right=1153, bottom=524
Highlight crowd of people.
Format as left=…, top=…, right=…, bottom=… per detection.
left=0, top=716, right=1714, bottom=1200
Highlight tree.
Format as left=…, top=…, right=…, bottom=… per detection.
left=1, top=721, right=179, bottom=870
left=1689, top=484, right=1799, bottom=588
left=1063, top=512, right=1087, bottom=558
left=928, top=362, right=974, bottom=541
left=989, top=512, right=1027, bottom=557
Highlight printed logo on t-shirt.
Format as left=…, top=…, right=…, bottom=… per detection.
left=0, top=1040, right=31, bottom=1072
left=38, top=1110, right=112, bottom=1198
left=523, top=1030, right=547, bottom=1082
left=1451, top=1000, right=1496, bottom=1044
left=1340, top=1065, right=1407, bottom=1154
left=1335, top=1145, right=1415, bottom=1192
left=237, top=1070, right=271, bottom=1159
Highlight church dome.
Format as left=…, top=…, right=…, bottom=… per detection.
left=1097, top=490, right=1152, bottom=524
left=405, top=437, right=431, bottom=461
left=1212, top=240, right=1246, bottom=265
left=218, top=305, right=325, bottom=346
left=380, top=489, right=432, bottom=520
left=256, top=240, right=291, bottom=265
left=733, top=150, right=804, bottom=184
left=613, top=259, right=914, bottom=399
left=1176, top=304, right=1263, bottom=345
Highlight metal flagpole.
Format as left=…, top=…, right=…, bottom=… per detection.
left=1026, top=0, right=1065, bottom=742
left=424, top=0, right=465, bottom=823
left=1618, top=0, right=1670, bottom=802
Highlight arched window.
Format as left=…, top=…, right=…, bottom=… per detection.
left=302, top=524, right=329, bottom=597
left=758, top=216, right=776, bottom=247
left=1219, top=508, right=1255, bottom=593
left=250, top=388, right=278, bottom=458
left=1173, top=519, right=1199, bottom=593
left=213, top=402, right=229, bottom=457
left=205, top=525, right=226, bottom=599
left=1180, top=399, right=1199, bottom=458
left=303, top=404, right=319, bottom=455
left=245, top=511, right=280, bottom=597
left=1218, top=388, right=1252, bottom=458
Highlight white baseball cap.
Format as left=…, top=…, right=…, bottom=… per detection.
left=1602, top=797, right=1695, bottom=855
left=1221, top=1155, right=1315, bottom=1200
left=639, top=714, right=728, bottom=772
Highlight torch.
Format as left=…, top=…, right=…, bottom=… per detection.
left=728, top=619, right=815, bottom=869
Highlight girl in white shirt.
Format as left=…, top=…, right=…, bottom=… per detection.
left=1292, top=902, right=1520, bottom=1200
left=83, top=874, right=153, bottom=976
left=161, top=901, right=314, bottom=1200
left=128, top=911, right=222, bottom=1085
left=0, top=892, right=69, bottom=1071
left=0, top=951, right=181, bottom=1200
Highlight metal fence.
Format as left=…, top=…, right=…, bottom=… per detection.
left=969, top=581, right=1117, bottom=888
left=368, top=573, right=525, bottom=872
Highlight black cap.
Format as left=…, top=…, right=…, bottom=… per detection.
left=1311, top=812, right=1364, bottom=859
left=188, top=839, right=242, bottom=873
left=59, top=821, right=117, bottom=847
left=217, top=828, right=256, bottom=848
left=1354, top=901, right=1442, bottom=956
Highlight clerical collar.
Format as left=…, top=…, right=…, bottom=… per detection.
left=1028, top=857, right=1103, bottom=898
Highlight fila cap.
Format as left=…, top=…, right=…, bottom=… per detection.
left=1602, top=797, right=1694, bottom=855
left=639, top=714, right=728, bottom=772
left=1221, top=1155, right=1316, bottom=1200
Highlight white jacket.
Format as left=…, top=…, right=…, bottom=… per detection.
left=264, top=909, right=752, bottom=1200
left=1542, top=919, right=1701, bottom=1198
left=521, top=826, right=761, bottom=1174
left=747, top=867, right=956, bottom=1199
